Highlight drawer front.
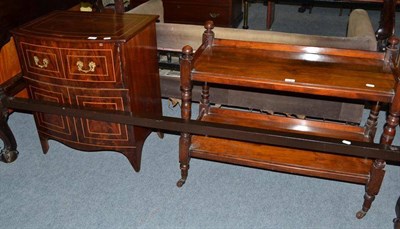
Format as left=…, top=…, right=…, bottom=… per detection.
left=20, top=42, right=64, bottom=79
left=70, top=88, right=134, bottom=148
left=27, top=80, right=77, bottom=141
left=164, top=4, right=231, bottom=27
left=61, top=47, right=121, bottom=85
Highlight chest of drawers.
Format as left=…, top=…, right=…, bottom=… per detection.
left=11, top=11, right=162, bottom=172
left=163, top=0, right=243, bottom=27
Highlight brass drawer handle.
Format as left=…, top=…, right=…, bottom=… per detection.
left=209, top=12, right=220, bottom=18
left=34, top=56, right=49, bottom=69
left=76, top=60, right=96, bottom=73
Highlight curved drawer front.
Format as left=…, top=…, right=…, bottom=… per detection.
left=20, top=42, right=63, bottom=79
left=63, top=48, right=119, bottom=84
left=70, top=88, right=134, bottom=147
left=27, top=80, right=76, bottom=141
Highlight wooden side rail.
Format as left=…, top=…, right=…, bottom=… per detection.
left=0, top=71, right=399, bottom=224
left=0, top=95, right=399, bottom=162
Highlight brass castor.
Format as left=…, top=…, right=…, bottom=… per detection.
left=176, top=179, right=186, bottom=188
left=0, top=149, right=18, bottom=163
left=356, top=210, right=367, bottom=219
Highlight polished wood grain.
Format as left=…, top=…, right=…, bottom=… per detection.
left=376, top=0, right=397, bottom=50
left=192, top=39, right=395, bottom=102
left=0, top=38, right=27, bottom=98
left=12, top=11, right=158, bottom=42
left=190, top=136, right=372, bottom=183
left=202, top=107, right=367, bottom=140
left=178, top=21, right=399, bottom=219
left=11, top=11, right=162, bottom=172
left=190, top=107, right=372, bottom=184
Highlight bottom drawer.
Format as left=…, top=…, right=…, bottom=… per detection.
left=69, top=88, right=135, bottom=148
left=164, top=3, right=231, bottom=27
left=27, top=80, right=77, bottom=142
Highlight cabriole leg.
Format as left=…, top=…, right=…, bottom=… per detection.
left=0, top=108, right=18, bottom=163
left=394, top=196, right=400, bottom=229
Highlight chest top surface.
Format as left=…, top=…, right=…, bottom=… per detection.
left=11, top=11, right=158, bottom=42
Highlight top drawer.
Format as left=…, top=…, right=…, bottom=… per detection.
left=61, top=48, right=118, bottom=84
left=20, top=42, right=63, bottom=79
left=16, top=39, right=123, bottom=87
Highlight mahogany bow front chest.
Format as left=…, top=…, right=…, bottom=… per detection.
left=11, top=11, right=162, bottom=171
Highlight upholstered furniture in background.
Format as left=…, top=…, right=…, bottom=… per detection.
left=128, top=0, right=377, bottom=51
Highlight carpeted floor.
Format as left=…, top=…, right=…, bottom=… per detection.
left=1, top=3, right=399, bottom=229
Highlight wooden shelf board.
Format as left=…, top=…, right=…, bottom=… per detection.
left=190, top=107, right=372, bottom=184
left=204, top=107, right=367, bottom=141
left=192, top=43, right=395, bottom=102
left=191, top=136, right=371, bottom=184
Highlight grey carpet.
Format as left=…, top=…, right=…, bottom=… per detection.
left=1, top=3, right=400, bottom=229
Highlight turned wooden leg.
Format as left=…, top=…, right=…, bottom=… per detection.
left=177, top=132, right=190, bottom=187
left=243, top=0, right=249, bottom=29
left=114, top=0, right=125, bottom=13
left=199, top=83, right=210, bottom=116
left=380, top=111, right=399, bottom=147
left=0, top=112, right=18, bottom=163
left=356, top=159, right=385, bottom=219
left=364, top=102, right=380, bottom=141
left=375, top=0, right=396, bottom=51
left=266, top=1, right=275, bottom=30
left=177, top=45, right=193, bottom=187
left=177, top=83, right=191, bottom=187
left=358, top=96, right=400, bottom=218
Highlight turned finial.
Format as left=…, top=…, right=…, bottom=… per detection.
left=203, top=21, right=215, bottom=46
left=182, top=45, right=193, bottom=58
left=204, top=20, right=215, bottom=30
left=384, top=36, right=400, bottom=72
left=388, top=36, right=399, bottom=49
